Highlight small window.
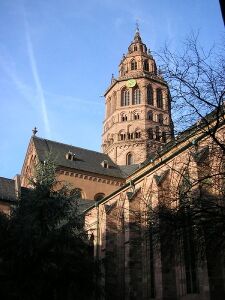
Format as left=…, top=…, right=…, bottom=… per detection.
left=127, top=132, right=134, bottom=140
left=126, top=153, right=133, bottom=165
left=156, top=89, right=163, bottom=108
left=66, top=151, right=76, bottom=161
left=134, top=45, right=137, bottom=51
left=119, top=131, right=126, bottom=141
left=147, top=85, right=153, bottom=105
left=155, top=126, right=160, bottom=141
left=134, top=113, right=139, bottom=120
left=131, top=59, right=137, bottom=70
left=101, top=160, right=109, bottom=168
left=94, top=193, right=105, bottom=201
left=162, top=132, right=167, bottom=143
left=158, top=114, right=163, bottom=125
left=133, top=88, right=141, bottom=105
left=147, top=111, right=153, bottom=121
left=120, top=66, right=124, bottom=76
left=121, top=114, right=128, bottom=122
left=148, top=128, right=153, bottom=139
left=144, top=59, right=149, bottom=71
left=75, top=188, right=83, bottom=199
left=135, top=130, right=141, bottom=139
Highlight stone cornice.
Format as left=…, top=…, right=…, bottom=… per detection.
left=104, top=73, right=168, bottom=96
left=57, top=168, right=124, bottom=187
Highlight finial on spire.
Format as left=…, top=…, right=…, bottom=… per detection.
left=135, top=19, right=139, bottom=32
left=32, top=127, right=38, bottom=136
left=133, top=20, right=142, bottom=43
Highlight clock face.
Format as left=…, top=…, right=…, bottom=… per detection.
left=126, top=79, right=136, bottom=88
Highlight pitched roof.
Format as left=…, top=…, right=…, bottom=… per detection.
left=119, top=164, right=139, bottom=176
left=32, top=136, right=126, bottom=179
left=77, top=199, right=95, bottom=214
left=0, top=177, right=17, bottom=202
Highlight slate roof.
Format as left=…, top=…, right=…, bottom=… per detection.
left=32, top=137, right=127, bottom=179
left=0, top=177, right=17, bottom=202
left=77, top=199, right=95, bottom=214
left=119, top=164, right=140, bottom=177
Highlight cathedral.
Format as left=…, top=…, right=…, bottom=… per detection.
left=17, top=29, right=174, bottom=204
left=0, top=29, right=225, bottom=299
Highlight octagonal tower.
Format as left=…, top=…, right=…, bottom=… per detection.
left=102, top=29, right=173, bottom=165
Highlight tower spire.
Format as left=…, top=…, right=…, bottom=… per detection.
left=102, top=30, right=173, bottom=165
left=133, top=20, right=142, bottom=43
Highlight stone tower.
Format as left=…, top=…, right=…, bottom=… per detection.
left=102, top=29, right=173, bottom=165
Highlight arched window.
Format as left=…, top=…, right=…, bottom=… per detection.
left=147, top=85, right=153, bottom=105
left=134, top=113, right=140, bottom=120
left=127, top=132, right=134, bottom=140
left=119, top=131, right=126, bottom=141
left=133, top=88, right=141, bottom=105
left=121, top=114, right=127, bottom=122
left=75, top=188, right=83, bottom=199
left=120, top=66, right=125, bottom=77
left=101, top=159, right=109, bottom=168
left=147, top=110, right=153, bottom=121
left=148, top=128, right=153, bottom=139
left=134, top=45, right=137, bottom=51
left=144, top=59, right=149, bottom=71
left=140, top=45, right=143, bottom=52
left=94, top=193, right=105, bottom=201
left=135, top=130, right=141, bottom=139
left=126, top=153, right=133, bottom=165
left=156, top=89, right=163, bottom=108
left=158, top=113, right=163, bottom=125
left=155, top=126, right=160, bottom=141
left=131, top=59, right=137, bottom=70
left=121, top=89, right=130, bottom=106
left=162, top=131, right=167, bottom=143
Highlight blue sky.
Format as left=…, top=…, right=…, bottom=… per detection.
left=0, top=0, right=224, bottom=179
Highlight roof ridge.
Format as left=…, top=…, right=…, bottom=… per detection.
left=33, top=136, right=109, bottom=158
left=0, top=176, right=14, bottom=182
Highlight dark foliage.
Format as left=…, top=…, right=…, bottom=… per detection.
left=157, top=33, right=225, bottom=153
left=0, top=155, right=94, bottom=300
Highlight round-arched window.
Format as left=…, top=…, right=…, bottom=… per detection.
left=94, top=193, right=105, bottom=201
left=126, top=153, right=133, bottom=165
left=156, top=89, right=163, bottom=108
left=121, top=89, right=130, bottom=106
left=147, top=110, right=153, bottom=121
left=131, top=59, right=137, bottom=70
left=147, top=85, right=153, bottom=105
left=133, top=88, right=141, bottom=105
left=74, top=188, right=83, bottom=199
left=144, top=59, right=149, bottom=71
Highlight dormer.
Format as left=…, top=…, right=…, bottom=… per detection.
left=101, top=160, right=109, bottom=168
left=66, top=151, right=76, bottom=161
